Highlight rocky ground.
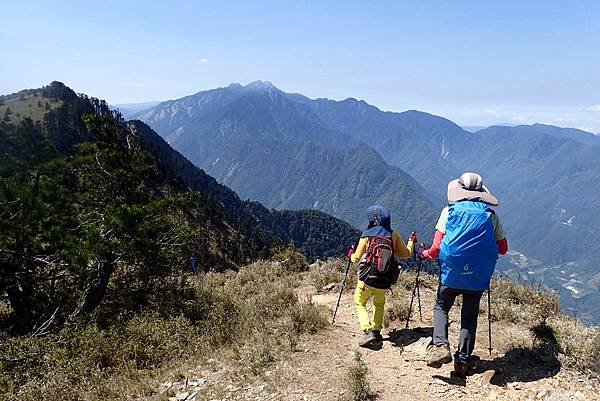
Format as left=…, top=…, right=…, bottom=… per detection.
left=153, top=282, right=599, bottom=401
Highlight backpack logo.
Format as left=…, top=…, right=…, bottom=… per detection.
left=461, top=264, right=473, bottom=276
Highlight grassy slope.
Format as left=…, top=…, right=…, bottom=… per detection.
left=0, top=92, right=62, bottom=124
left=1, top=258, right=598, bottom=400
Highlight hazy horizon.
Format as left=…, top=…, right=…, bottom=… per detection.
left=2, top=1, right=599, bottom=131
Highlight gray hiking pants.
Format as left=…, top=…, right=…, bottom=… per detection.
left=433, top=284, right=483, bottom=362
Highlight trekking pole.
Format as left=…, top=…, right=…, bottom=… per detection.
left=332, top=257, right=352, bottom=324
left=405, top=256, right=423, bottom=328
left=413, top=235, right=423, bottom=321
left=416, top=258, right=423, bottom=321
left=487, top=288, right=493, bottom=356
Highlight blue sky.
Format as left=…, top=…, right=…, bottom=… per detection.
left=2, top=1, right=600, bottom=131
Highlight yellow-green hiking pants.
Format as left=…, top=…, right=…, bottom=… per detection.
left=354, top=280, right=387, bottom=332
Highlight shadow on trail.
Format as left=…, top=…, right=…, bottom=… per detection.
left=387, top=326, right=433, bottom=348
left=432, top=322, right=562, bottom=387
left=432, top=374, right=466, bottom=387
left=472, top=346, right=560, bottom=386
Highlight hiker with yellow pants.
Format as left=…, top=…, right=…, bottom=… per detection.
left=351, top=205, right=415, bottom=347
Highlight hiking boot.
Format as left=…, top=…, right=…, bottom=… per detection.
left=452, top=353, right=470, bottom=377
left=426, top=344, right=452, bottom=368
left=372, top=330, right=384, bottom=342
left=359, top=330, right=377, bottom=347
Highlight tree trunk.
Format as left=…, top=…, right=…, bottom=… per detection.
left=71, top=258, right=115, bottom=319
left=5, top=283, right=36, bottom=332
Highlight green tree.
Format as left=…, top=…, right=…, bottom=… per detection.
left=0, top=115, right=195, bottom=331
left=3, top=108, right=12, bottom=122
left=67, top=115, right=195, bottom=319
left=0, top=119, right=73, bottom=330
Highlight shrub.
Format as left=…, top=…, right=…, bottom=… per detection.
left=0, top=260, right=329, bottom=400
left=383, top=287, right=411, bottom=327
left=342, top=351, right=376, bottom=401
left=548, top=315, right=600, bottom=375
left=489, top=275, right=560, bottom=323
left=273, top=245, right=309, bottom=272
left=309, top=258, right=355, bottom=292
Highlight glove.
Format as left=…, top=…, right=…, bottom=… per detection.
left=409, top=231, right=417, bottom=243
left=418, top=246, right=427, bottom=259
left=347, top=245, right=355, bottom=257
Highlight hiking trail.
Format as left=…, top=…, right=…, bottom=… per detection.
left=158, top=282, right=599, bottom=401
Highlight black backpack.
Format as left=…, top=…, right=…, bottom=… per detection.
left=357, top=234, right=399, bottom=289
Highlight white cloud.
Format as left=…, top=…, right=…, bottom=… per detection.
left=585, top=104, right=600, bottom=112
left=199, top=58, right=209, bottom=64
left=551, top=117, right=576, bottom=124
left=484, top=108, right=500, bottom=117
left=510, top=115, right=529, bottom=124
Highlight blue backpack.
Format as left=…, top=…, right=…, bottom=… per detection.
left=439, top=201, right=498, bottom=291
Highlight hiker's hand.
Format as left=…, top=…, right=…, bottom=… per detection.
left=410, top=231, right=417, bottom=243
left=418, top=248, right=427, bottom=259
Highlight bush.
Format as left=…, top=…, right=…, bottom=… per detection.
left=383, top=287, right=411, bottom=327
left=0, top=260, right=329, bottom=400
left=486, top=275, right=599, bottom=377
left=309, top=258, right=355, bottom=292
left=342, top=351, right=376, bottom=401
left=272, top=245, right=309, bottom=272
left=489, top=275, right=561, bottom=323
left=548, top=316, right=600, bottom=375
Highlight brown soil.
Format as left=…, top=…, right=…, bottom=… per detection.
left=160, top=283, right=600, bottom=401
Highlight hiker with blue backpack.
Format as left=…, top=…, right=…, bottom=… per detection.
left=420, top=173, right=508, bottom=377
left=350, top=205, right=415, bottom=348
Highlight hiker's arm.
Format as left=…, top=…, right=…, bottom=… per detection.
left=493, top=214, right=508, bottom=255
left=351, top=237, right=368, bottom=263
left=393, top=231, right=411, bottom=259
left=497, top=238, right=508, bottom=255
left=422, top=230, right=444, bottom=259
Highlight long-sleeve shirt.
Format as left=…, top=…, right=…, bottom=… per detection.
left=351, top=231, right=415, bottom=263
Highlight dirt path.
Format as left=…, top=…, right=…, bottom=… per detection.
left=261, top=287, right=599, bottom=401
left=164, top=284, right=599, bottom=401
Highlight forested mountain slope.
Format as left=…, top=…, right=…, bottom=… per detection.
left=135, top=82, right=439, bottom=237
left=0, top=82, right=360, bottom=331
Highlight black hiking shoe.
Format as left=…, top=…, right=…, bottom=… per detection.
left=451, top=353, right=472, bottom=377
left=359, top=330, right=377, bottom=347
left=426, top=344, right=452, bottom=368
left=372, top=330, right=384, bottom=342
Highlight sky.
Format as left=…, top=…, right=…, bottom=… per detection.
left=2, top=1, right=600, bottom=132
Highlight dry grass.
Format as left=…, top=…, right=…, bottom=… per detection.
left=487, top=275, right=561, bottom=323
left=0, top=260, right=328, bottom=401
left=309, top=257, right=357, bottom=293
left=383, top=287, right=411, bottom=327
left=0, top=93, right=62, bottom=124
left=341, top=351, right=377, bottom=401
left=548, top=315, right=600, bottom=375
left=488, top=275, right=599, bottom=376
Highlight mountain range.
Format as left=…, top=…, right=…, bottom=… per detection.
left=134, top=81, right=600, bottom=324
left=133, top=82, right=440, bottom=238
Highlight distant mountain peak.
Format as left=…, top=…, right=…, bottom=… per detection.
left=245, top=80, right=277, bottom=90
